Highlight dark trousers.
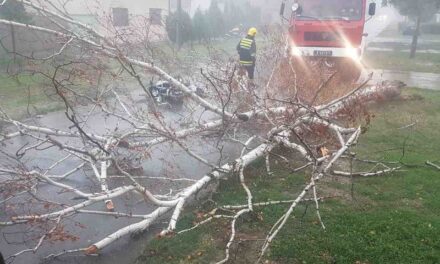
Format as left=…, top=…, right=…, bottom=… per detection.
left=243, top=65, right=255, bottom=79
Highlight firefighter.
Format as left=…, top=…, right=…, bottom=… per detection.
left=237, top=27, right=257, bottom=80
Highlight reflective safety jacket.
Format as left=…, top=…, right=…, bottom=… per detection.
left=237, top=35, right=256, bottom=66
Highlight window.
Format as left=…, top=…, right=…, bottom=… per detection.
left=295, top=0, right=363, bottom=21
left=112, top=7, right=129, bottom=27
left=150, top=8, right=162, bottom=25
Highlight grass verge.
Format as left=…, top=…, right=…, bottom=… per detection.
left=364, top=50, right=440, bottom=74
left=0, top=73, right=64, bottom=119
left=136, top=87, right=440, bottom=264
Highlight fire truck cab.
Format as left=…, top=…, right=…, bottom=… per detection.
left=281, top=0, right=377, bottom=61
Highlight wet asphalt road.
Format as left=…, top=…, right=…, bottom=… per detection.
left=371, top=69, right=440, bottom=90
left=0, top=91, right=243, bottom=264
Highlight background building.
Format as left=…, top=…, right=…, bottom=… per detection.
left=50, top=0, right=177, bottom=40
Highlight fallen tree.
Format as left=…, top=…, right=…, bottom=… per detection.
left=0, top=1, right=405, bottom=263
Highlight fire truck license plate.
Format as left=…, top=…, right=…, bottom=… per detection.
left=313, top=50, right=333, bottom=56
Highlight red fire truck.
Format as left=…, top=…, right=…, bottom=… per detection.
left=280, top=0, right=377, bottom=83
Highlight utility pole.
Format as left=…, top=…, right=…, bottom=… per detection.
left=176, top=0, right=182, bottom=49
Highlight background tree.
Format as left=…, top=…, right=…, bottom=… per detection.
left=241, top=1, right=262, bottom=29
left=166, top=11, right=193, bottom=45
left=389, top=0, right=440, bottom=58
left=0, top=0, right=32, bottom=23
left=192, top=8, right=208, bottom=43
left=223, top=0, right=244, bottom=31
left=207, top=0, right=225, bottom=39
left=0, top=0, right=32, bottom=63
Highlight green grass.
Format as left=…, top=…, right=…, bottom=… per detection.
left=364, top=50, right=440, bottom=74
left=0, top=57, right=122, bottom=119
left=0, top=38, right=243, bottom=119
left=137, top=88, right=440, bottom=264
left=0, top=73, right=64, bottom=118
left=145, top=38, right=241, bottom=61
left=147, top=37, right=271, bottom=66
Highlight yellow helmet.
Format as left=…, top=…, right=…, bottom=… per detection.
left=248, top=27, right=257, bottom=37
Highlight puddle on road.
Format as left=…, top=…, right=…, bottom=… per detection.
left=369, top=69, right=440, bottom=90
